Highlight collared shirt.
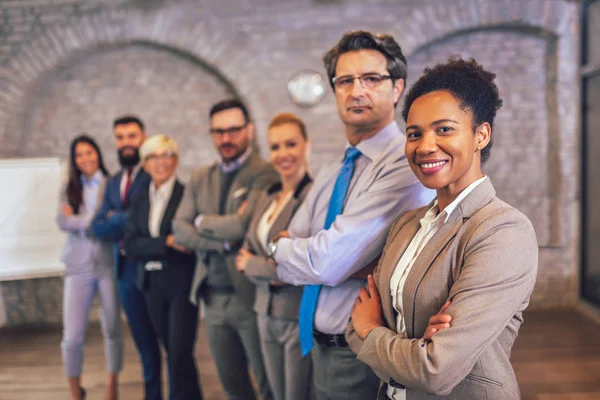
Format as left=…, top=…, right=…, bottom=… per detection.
left=219, top=147, right=252, bottom=173
left=145, top=175, right=176, bottom=271
left=81, top=170, right=103, bottom=215
left=275, top=121, right=435, bottom=334
left=387, top=176, right=487, bottom=400
left=120, top=164, right=143, bottom=199
left=257, top=191, right=294, bottom=252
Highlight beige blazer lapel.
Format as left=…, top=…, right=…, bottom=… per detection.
left=378, top=211, right=424, bottom=329
left=402, top=177, right=497, bottom=338
left=245, top=191, right=273, bottom=255
left=246, top=175, right=312, bottom=256
left=223, top=153, right=261, bottom=214
left=227, top=179, right=248, bottom=213
left=402, top=211, right=463, bottom=337
left=207, top=164, right=222, bottom=214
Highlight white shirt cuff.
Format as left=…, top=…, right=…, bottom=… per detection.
left=274, top=238, right=303, bottom=285
left=145, top=261, right=163, bottom=271
left=194, top=214, right=204, bottom=230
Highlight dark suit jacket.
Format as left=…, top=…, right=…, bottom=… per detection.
left=92, top=168, right=151, bottom=278
left=124, top=180, right=196, bottom=295
left=243, top=174, right=312, bottom=319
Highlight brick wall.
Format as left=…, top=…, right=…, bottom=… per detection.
left=0, top=0, right=581, bottom=327
left=21, top=42, right=234, bottom=181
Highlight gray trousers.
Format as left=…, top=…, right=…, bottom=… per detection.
left=203, top=293, right=272, bottom=400
left=257, top=314, right=312, bottom=400
left=312, top=341, right=379, bottom=400
left=62, top=268, right=123, bottom=377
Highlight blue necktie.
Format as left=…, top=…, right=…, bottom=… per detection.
left=298, top=147, right=362, bottom=356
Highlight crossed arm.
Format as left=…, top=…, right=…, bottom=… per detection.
left=173, top=167, right=278, bottom=252
left=275, top=177, right=432, bottom=287
left=91, top=185, right=128, bottom=240
left=346, top=214, right=538, bottom=396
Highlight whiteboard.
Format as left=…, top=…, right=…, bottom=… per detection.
left=0, top=157, right=67, bottom=281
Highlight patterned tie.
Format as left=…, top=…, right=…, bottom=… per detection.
left=121, top=168, right=133, bottom=208
left=298, top=147, right=362, bottom=356
left=119, top=168, right=133, bottom=254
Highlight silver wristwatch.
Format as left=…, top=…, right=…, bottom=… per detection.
left=266, top=240, right=278, bottom=259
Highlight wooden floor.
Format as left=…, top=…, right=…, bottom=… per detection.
left=1, top=310, right=600, bottom=400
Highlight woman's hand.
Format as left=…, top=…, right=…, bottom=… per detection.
left=237, top=200, right=249, bottom=216
left=422, top=301, right=452, bottom=341
left=166, top=234, right=192, bottom=254
left=351, top=274, right=384, bottom=340
left=235, top=248, right=253, bottom=272
left=61, top=203, right=74, bottom=216
left=272, top=230, right=290, bottom=242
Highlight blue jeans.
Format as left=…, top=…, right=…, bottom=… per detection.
left=118, top=259, right=163, bottom=400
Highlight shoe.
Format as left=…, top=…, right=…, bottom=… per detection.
left=80, top=387, right=86, bottom=400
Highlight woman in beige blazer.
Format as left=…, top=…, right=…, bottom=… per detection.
left=236, top=112, right=313, bottom=400
left=347, top=58, right=539, bottom=400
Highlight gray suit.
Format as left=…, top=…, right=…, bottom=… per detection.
left=173, top=151, right=277, bottom=400
left=243, top=174, right=313, bottom=400
left=57, top=178, right=123, bottom=378
left=346, top=178, right=539, bottom=400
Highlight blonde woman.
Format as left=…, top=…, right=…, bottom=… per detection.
left=124, top=135, right=202, bottom=400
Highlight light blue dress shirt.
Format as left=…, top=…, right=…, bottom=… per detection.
left=81, top=170, right=103, bottom=218
left=275, top=121, right=435, bottom=334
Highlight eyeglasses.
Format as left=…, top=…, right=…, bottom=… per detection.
left=210, top=122, right=248, bottom=136
left=331, top=73, right=393, bottom=90
left=145, top=150, right=176, bottom=162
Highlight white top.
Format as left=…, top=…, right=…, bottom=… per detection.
left=256, top=191, right=294, bottom=252
left=387, top=176, right=487, bottom=400
left=145, top=175, right=176, bottom=271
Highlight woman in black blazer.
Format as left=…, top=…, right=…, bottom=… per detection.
left=124, top=134, right=202, bottom=400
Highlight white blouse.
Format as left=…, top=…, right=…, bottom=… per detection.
left=387, top=176, right=487, bottom=400
left=256, top=191, right=294, bottom=252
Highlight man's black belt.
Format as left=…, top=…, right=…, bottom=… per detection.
left=313, top=330, right=348, bottom=347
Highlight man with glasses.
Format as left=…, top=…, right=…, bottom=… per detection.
left=267, top=31, right=434, bottom=399
left=173, top=99, right=276, bottom=400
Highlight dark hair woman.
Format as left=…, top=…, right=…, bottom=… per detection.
left=57, top=135, right=121, bottom=400
left=347, top=58, right=538, bottom=400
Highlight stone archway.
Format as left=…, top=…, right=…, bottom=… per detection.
left=1, top=3, right=271, bottom=157
left=16, top=41, right=240, bottom=181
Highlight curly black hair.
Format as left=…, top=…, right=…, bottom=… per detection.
left=401, top=57, right=503, bottom=163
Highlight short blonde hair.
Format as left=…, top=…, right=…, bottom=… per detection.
left=140, top=134, right=179, bottom=161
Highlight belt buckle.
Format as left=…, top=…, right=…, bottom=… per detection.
left=332, top=335, right=343, bottom=347
left=328, top=336, right=338, bottom=346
